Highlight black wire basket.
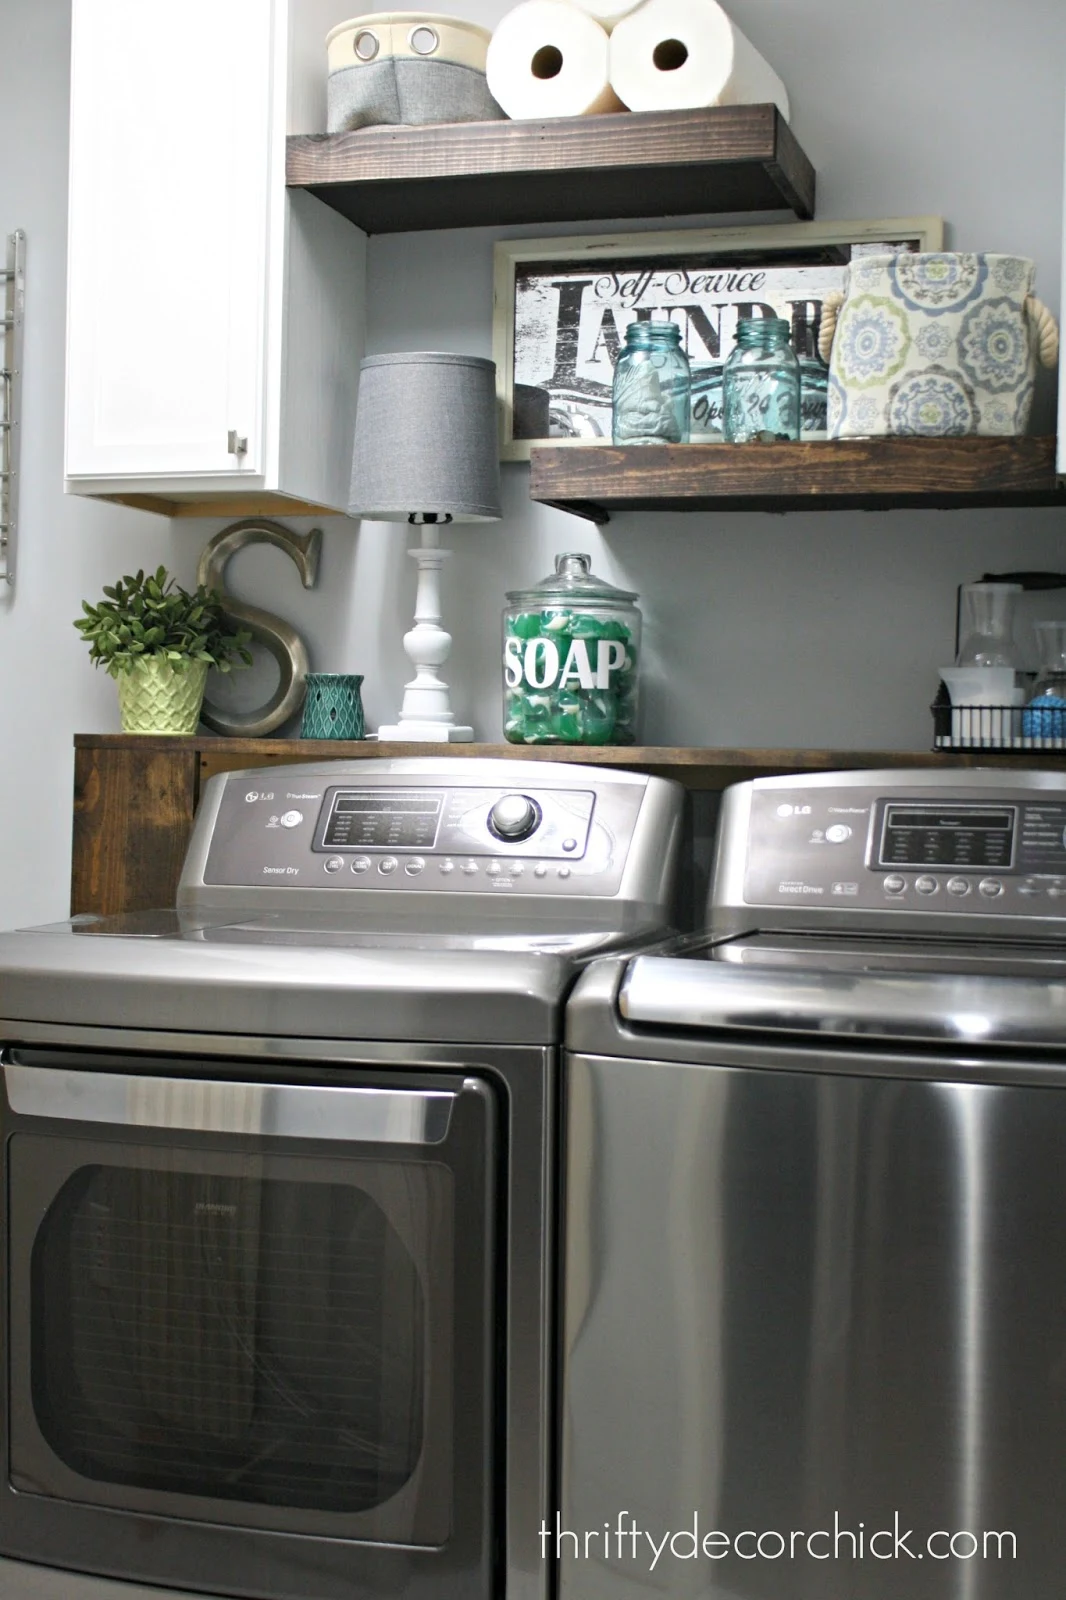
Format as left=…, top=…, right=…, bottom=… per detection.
left=933, top=571, right=1066, bottom=751
left=931, top=691, right=1066, bottom=751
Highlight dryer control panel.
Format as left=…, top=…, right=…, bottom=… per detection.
left=179, top=757, right=683, bottom=913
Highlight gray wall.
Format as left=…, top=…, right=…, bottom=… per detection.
left=0, top=0, right=1064, bottom=928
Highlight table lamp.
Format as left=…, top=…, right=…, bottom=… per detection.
left=348, top=351, right=502, bottom=741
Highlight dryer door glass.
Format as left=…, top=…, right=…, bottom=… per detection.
left=5, top=1061, right=495, bottom=1560
left=30, top=1165, right=431, bottom=1514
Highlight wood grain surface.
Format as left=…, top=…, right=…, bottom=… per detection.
left=529, top=436, right=1065, bottom=521
left=72, top=743, right=200, bottom=916
left=286, top=105, right=815, bottom=232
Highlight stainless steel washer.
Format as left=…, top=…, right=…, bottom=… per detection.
left=563, top=768, right=1066, bottom=1600
left=0, top=757, right=682, bottom=1600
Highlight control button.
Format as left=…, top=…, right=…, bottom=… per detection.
left=557, top=866, right=571, bottom=879
left=562, top=837, right=578, bottom=852
left=488, top=794, right=541, bottom=842
left=946, top=876, right=971, bottom=897
left=378, top=856, right=398, bottom=875
left=439, top=859, right=455, bottom=875
left=351, top=855, right=372, bottom=874
left=509, top=863, right=524, bottom=877
left=1019, top=879, right=1043, bottom=897
left=825, top=824, right=852, bottom=843
left=915, top=875, right=938, bottom=895
left=1048, top=882, right=1065, bottom=900
left=486, top=862, right=502, bottom=877
left=462, top=860, right=478, bottom=875
left=324, top=856, right=344, bottom=874
left=279, top=809, right=303, bottom=828
left=978, top=877, right=1003, bottom=898
left=405, top=857, right=425, bottom=876
left=883, top=874, right=907, bottom=894
left=534, top=864, right=547, bottom=878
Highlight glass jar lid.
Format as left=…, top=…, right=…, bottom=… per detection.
left=505, top=552, right=638, bottom=607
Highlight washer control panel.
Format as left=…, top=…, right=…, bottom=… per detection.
left=715, top=771, right=1066, bottom=928
left=195, top=764, right=657, bottom=897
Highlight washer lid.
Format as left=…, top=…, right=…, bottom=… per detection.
left=618, top=937, right=1066, bottom=1050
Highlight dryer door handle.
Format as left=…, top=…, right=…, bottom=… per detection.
left=1, top=1059, right=456, bottom=1145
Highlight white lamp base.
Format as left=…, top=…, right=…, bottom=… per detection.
left=376, top=721, right=473, bottom=742
left=381, top=521, right=475, bottom=743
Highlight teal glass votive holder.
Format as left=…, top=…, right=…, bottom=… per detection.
left=299, top=674, right=365, bottom=740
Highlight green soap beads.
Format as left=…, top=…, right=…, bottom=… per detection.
left=502, top=607, right=637, bottom=745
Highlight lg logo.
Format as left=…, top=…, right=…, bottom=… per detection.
left=776, top=803, right=811, bottom=818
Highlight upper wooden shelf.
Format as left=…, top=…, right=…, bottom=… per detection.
left=74, top=735, right=1066, bottom=793
left=528, top=436, right=1066, bottom=523
left=285, top=104, right=815, bottom=233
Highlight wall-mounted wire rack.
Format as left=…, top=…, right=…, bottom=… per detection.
left=1, top=230, right=25, bottom=587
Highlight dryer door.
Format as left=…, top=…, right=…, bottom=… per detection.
left=1, top=1053, right=497, bottom=1600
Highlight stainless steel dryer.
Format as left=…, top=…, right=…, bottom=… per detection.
left=0, top=756, right=682, bottom=1600
left=563, top=768, right=1066, bottom=1600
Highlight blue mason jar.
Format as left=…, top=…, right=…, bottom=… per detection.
left=722, top=317, right=801, bottom=443
left=612, top=320, right=691, bottom=445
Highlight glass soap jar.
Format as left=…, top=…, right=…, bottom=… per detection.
left=503, top=554, right=641, bottom=746
left=722, top=317, right=801, bottom=443
left=612, top=320, right=691, bottom=445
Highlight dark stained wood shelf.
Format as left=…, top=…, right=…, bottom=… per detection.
left=528, top=436, right=1066, bottom=522
left=285, top=104, right=814, bottom=232
left=72, top=736, right=1066, bottom=916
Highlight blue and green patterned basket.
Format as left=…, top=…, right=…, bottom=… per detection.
left=820, top=253, right=1059, bottom=439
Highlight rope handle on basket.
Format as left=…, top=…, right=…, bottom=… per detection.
left=1026, top=294, right=1059, bottom=369
left=817, top=291, right=845, bottom=365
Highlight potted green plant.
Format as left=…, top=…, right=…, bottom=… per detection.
left=75, top=566, right=253, bottom=735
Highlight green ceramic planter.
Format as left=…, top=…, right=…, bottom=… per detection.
left=116, top=657, right=209, bottom=735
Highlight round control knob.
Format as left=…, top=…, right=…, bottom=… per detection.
left=915, top=875, right=938, bottom=895
left=825, top=824, right=852, bottom=843
left=488, top=794, right=541, bottom=841
left=280, top=809, right=303, bottom=828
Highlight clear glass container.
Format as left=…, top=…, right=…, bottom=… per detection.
left=503, top=553, right=641, bottom=745
left=798, top=353, right=829, bottom=438
left=1023, top=620, right=1066, bottom=739
left=612, top=320, right=691, bottom=446
left=955, top=582, right=1022, bottom=668
left=722, top=317, right=801, bottom=443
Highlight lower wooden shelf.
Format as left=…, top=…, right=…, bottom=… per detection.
left=528, top=436, right=1066, bottom=523
left=72, top=734, right=1066, bottom=917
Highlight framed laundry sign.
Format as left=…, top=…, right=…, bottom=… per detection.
left=492, top=216, right=944, bottom=461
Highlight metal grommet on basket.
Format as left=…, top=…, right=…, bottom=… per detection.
left=353, top=28, right=380, bottom=60
left=409, top=24, right=440, bottom=54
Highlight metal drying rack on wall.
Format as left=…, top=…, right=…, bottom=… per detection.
left=1, top=230, right=25, bottom=588
left=932, top=571, right=1066, bottom=752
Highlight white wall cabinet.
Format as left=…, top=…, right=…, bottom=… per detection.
left=65, top=0, right=365, bottom=517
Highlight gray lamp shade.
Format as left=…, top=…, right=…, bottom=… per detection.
left=348, top=351, right=502, bottom=522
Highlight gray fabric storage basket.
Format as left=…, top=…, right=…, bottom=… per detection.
left=327, top=12, right=504, bottom=131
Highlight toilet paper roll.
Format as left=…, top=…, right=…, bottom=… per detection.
left=609, top=0, right=790, bottom=118
left=487, top=0, right=624, bottom=119
left=570, top=0, right=645, bottom=34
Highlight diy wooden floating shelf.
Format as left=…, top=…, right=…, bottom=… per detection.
left=72, top=736, right=1066, bottom=916
left=528, top=436, right=1066, bottom=522
left=285, top=104, right=815, bottom=233
left=76, top=734, right=1066, bottom=789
